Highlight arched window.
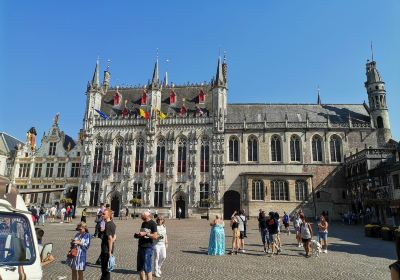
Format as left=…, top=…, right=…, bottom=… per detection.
left=377, top=116, right=384, bottom=128
left=200, top=137, right=210, bottom=172
left=330, top=135, right=341, bottom=162
left=252, top=180, right=264, bottom=200
left=113, top=139, right=124, bottom=173
left=156, top=139, right=165, bottom=173
left=229, top=137, right=239, bottom=162
left=271, top=135, right=282, bottom=162
left=177, top=138, right=187, bottom=173
left=93, top=140, right=103, bottom=173
left=199, top=183, right=210, bottom=207
left=290, top=135, right=301, bottom=162
left=247, top=136, right=258, bottom=162
left=271, top=181, right=289, bottom=201
left=295, top=180, right=308, bottom=201
left=312, top=135, right=323, bottom=162
left=135, top=139, right=144, bottom=173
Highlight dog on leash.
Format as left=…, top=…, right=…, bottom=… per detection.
left=310, top=239, right=322, bottom=257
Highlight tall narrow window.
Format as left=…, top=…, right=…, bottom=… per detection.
left=34, top=163, right=42, bottom=178
left=295, top=180, right=308, bottom=201
left=156, top=139, right=165, bottom=173
left=45, top=163, right=54, bottom=177
left=113, top=139, right=124, bottom=173
left=247, top=136, right=258, bottom=162
left=271, top=135, right=282, bottom=162
left=271, top=181, right=289, bottom=201
left=330, top=135, right=341, bottom=162
left=199, top=183, right=210, bottom=207
left=312, top=135, right=323, bottom=162
left=252, top=180, right=264, bottom=200
left=229, top=137, right=239, bottom=162
left=290, top=135, right=301, bottom=162
left=133, top=183, right=142, bottom=199
left=177, top=138, right=187, bottom=173
left=18, top=163, right=30, bottom=178
left=57, top=163, right=66, bottom=177
left=42, top=185, right=51, bottom=204
left=200, top=137, right=210, bottom=172
left=135, top=139, right=144, bottom=173
left=89, top=182, right=100, bottom=206
left=154, top=183, right=164, bottom=207
left=93, top=140, right=103, bottom=173
left=70, top=162, right=80, bottom=177
left=31, top=185, right=40, bottom=204
left=48, top=142, right=56, bottom=156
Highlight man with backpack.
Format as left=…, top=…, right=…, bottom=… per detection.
left=267, top=212, right=279, bottom=256
left=283, top=212, right=290, bottom=235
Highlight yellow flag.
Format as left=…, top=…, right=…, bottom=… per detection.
left=158, top=110, right=167, bottom=120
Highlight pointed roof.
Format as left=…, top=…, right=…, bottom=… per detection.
left=149, top=59, right=160, bottom=90
left=91, top=60, right=100, bottom=88
left=0, top=132, right=23, bottom=155
left=214, top=57, right=226, bottom=88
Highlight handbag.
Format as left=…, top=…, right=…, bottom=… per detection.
left=107, top=255, right=116, bottom=272
left=67, top=246, right=78, bottom=259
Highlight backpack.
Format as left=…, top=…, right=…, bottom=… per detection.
left=283, top=214, right=289, bottom=223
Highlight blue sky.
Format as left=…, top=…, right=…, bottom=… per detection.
left=1, top=0, right=399, bottom=142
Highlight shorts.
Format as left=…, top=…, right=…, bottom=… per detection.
left=260, top=229, right=269, bottom=244
left=318, top=232, right=328, bottom=241
left=283, top=222, right=289, bottom=228
left=239, top=231, right=245, bottom=240
left=302, top=238, right=311, bottom=244
left=137, top=246, right=153, bottom=273
left=269, top=234, right=278, bottom=244
left=295, top=226, right=300, bottom=234
left=232, top=228, right=240, bottom=238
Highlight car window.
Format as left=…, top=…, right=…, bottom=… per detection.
left=0, top=213, right=36, bottom=266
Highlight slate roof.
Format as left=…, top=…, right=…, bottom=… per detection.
left=226, top=104, right=370, bottom=124
left=63, top=134, right=76, bottom=151
left=0, top=132, right=23, bottom=155
left=100, top=85, right=213, bottom=117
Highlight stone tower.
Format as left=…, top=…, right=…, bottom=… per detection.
left=365, top=60, right=392, bottom=144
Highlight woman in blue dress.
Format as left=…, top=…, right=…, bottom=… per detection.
left=208, top=214, right=225, bottom=255
left=68, top=222, right=91, bottom=280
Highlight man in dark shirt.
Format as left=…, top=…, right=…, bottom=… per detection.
left=134, top=211, right=158, bottom=280
left=101, top=208, right=116, bottom=280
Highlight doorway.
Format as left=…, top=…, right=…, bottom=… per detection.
left=176, top=195, right=185, bottom=219
left=223, top=190, right=240, bottom=220
left=111, top=195, right=120, bottom=217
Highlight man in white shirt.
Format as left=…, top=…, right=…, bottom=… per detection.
left=50, top=205, right=57, bottom=223
left=60, top=207, right=66, bottom=223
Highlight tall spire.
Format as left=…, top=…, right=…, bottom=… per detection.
left=91, top=58, right=100, bottom=88
left=149, top=58, right=160, bottom=90
left=214, top=56, right=226, bottom=88
left=317, top=85, right=321, bottom=105
left=164, top=71, right=168, bottom=87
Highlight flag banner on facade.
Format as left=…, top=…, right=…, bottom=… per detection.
left=95, top=109, right=110, bottom=120
left=157, top=109, right=167, bottom=120
left=139, top=108, right=150, bottom=120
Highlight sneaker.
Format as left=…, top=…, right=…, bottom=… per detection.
left=241, top=249, right=246, bottom=253
left=324, top=249, right=328, bottom=253
left=298, top=243, right=302, bottom=248
left=267, top=249, right=271, bottom=254
left=154, top=273, right=161, bottom=278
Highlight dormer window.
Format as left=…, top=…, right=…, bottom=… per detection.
left=141, top=91, right=147, bottom=105
left=170, top=90, right=176, bottom=105
left=198, top=89, right=205, bottom=104
left=49, top=142, right=56, bottom=156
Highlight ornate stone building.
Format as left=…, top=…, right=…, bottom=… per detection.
left=0, top=132, right=23, bottom=178
left=78, top=57, right=393, bottom=219
left=11, top=117, right=81, bottom=207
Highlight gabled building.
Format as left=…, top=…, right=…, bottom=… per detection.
left=0, top=132, right=23, bottom=178
left=77, top=56, right=393, bottom=220
left=11, top=116, right=81, bottom=207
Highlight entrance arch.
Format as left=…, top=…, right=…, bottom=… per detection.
left=223, top=190, right=241, bottom=220
left=173, top=191, right=187, bottom=219
left=108, top=191, right=121, bottom=217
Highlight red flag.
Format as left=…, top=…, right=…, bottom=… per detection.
left=113, top=91, right=120, bottom=106
left=198, top=89, right=205, bottom=103
left=170, top=90, right=176, bottom=105
left=141, top=90, right=147, bottom=105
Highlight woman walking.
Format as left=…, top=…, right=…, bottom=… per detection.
left=258, top=211, right=269, bottom=253
left=154, top=216, right=168, bottom=278
left=207, top=214, right=225, bottom=255
left=230, top=212, right=240, bottom=255
left=318, top=215, right=329, bottom=253
left=67, top=222, right=91, bottom=280
left=81, top=208, right=87, bottom=223
left=299, top=214, right=313, bottom=258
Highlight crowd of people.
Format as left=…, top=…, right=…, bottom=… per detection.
left=28, top=203, right=76, bottom=225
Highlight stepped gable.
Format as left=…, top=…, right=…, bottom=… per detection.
left=100, top=84, right=213, bottom=117
left=226, top=104, right=371, bottom=124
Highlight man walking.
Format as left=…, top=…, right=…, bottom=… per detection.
left=177, top=207, right=182, bottom=220
left=134, top=211, right=158, bottom=280
left=100, top=208, right=116, bottom=280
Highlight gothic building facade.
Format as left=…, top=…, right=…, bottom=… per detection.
left=77, top=57, right=392, bottom=219
left=11, top=117, right=81, bottom=207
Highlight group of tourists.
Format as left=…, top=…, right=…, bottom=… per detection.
left=207, top=209, right=329, bottom=259
left=65, top=203, right=168, bottom=280
left=28, top=203, right=75, bottom=225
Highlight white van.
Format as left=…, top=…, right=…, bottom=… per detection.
left=0, top=176, right=42, bottom=279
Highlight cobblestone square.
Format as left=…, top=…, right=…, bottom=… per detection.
left=39, top=218, right=395, bottom=280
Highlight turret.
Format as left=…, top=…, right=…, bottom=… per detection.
left=84, top=60, right=103, bottom=130
left=212, top=56, right=227, bottom=132
left=365, top=59, right=391, bottom=143
left=147, top=59, right=162, bottom=111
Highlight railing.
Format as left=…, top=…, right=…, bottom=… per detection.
left=344, top=148, right=395, bottom=163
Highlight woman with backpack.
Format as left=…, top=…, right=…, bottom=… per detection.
left=299, top=213, right=313, bottom=258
